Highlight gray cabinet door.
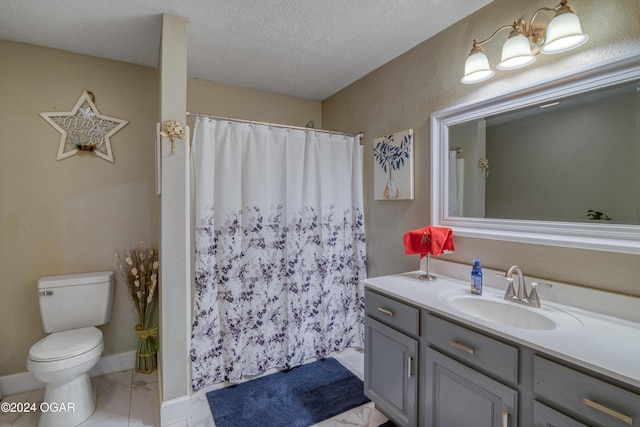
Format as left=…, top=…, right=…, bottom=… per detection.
left=425, top=348, right=518, bottom=427
left=364, top=316, right=418, bottom=427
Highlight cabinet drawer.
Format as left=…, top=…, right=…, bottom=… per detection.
left=534, top=356, right=640, bottom=427
left=425, top=313, right=518, bottom=384
left=533, top=400, right=588, bottom=427
left=365, top=289, right=419, bottom=336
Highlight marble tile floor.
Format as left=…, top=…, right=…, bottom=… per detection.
left=1, top=369, right=159, bottom=427
left=1, top=348, right=388, bottom=427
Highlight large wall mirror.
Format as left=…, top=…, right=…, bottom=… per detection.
left=431, top=52, right=640, bottom=254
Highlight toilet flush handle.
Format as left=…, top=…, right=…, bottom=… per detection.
left=39, top=290, right=53, bottom=296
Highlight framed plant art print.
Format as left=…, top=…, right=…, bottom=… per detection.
left=373, top=128, right=414, bottom=200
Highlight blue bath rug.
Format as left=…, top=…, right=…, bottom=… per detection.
left=206, top=358, right=370, bottom=427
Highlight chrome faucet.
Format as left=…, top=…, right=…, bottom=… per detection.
left=498, top=265, right=551, bottom=308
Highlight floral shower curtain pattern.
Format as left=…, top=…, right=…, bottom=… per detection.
left=190, top=117, right=367, bottom=390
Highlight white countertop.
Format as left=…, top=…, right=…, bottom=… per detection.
left=364, top=271, right=640, bottom=390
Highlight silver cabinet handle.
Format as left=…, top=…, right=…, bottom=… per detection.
left=502, top=410, right=509, bottom=427
left=449, top=340, right=475, bottom=356
left=583, top=398, right=633, bottom=426
left=377, top=307, right=394, bottom=317
left=407, top=356, right=413, bottom=378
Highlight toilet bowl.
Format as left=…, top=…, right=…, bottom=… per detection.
left=28, top=327, right=104, bottom=427
left=27, top=271, right=114, bottom=427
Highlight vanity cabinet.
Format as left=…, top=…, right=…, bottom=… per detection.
left=364, top=286, right=640, bottom=427
left=364, top=289, right=419, bottom=427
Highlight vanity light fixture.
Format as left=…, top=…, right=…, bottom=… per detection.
left=461, top=0, right=588, bottom=84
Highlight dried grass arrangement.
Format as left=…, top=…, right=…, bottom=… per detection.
left=114, top=241, right=159, bottom=373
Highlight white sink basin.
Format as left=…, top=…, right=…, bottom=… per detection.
left=442, top=291, right=582, bottom=331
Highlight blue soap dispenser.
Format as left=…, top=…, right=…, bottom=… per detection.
left=471, top=259, right=483, bottom=295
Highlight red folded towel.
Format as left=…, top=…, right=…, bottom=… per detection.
left=403, top=226, right=454, bottom=258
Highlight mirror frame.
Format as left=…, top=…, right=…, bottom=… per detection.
left=431, top=51, right=640, bottom=255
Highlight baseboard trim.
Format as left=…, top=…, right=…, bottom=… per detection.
left=160, top=393, right=193, bottom=426
left=0, top=350, right=136, bottom=397
left=0, top=371, right=43, bottom=398
left=89, top=350, right=136, bottom=377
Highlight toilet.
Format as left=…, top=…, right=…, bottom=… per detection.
left=27, top=271, right=114, bottom=427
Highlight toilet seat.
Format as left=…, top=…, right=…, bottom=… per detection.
left=29, top=327, right=103, bottom=362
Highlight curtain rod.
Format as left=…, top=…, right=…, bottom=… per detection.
left=186, top=111, right=363, bottom=139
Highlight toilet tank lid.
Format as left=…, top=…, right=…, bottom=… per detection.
left=38, top=271, right=114, bottom=289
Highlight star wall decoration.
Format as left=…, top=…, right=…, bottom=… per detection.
left=40, top=91, right=128, bottom=162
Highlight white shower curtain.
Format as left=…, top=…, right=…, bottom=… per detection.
left=190, top=117, right=367, bottom=390
left=448, top=151, right=464, bottom=216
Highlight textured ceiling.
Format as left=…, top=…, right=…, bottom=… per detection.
left=1, top=0, right=492, bottom=100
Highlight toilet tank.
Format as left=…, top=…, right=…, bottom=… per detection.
left=38, top=271, right=114, bottom=333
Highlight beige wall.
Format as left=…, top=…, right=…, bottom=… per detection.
left=0, top=41, right=160, bottom=376
left=187, top=78, right=321, bottom=127
left=0, top=40, right=322, bottom=379
left=322, top=0, right=640, bottom=296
